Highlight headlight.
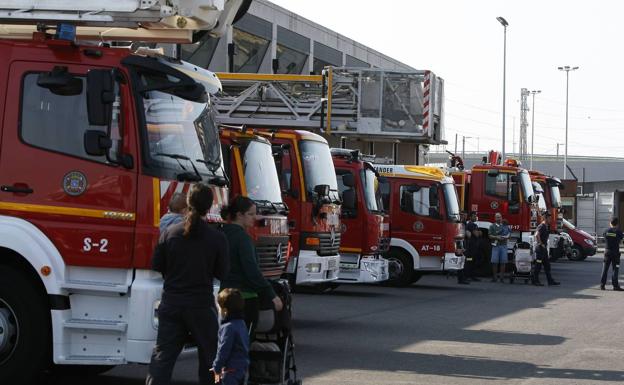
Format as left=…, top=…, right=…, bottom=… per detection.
left=305, top=263, right=322, bottom=273
left=584, top=239, right=594, bottom=246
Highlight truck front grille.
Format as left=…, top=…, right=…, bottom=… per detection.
left=318, top=232, right=341, bottom=256
left=256, top=236, right=289, bottom=278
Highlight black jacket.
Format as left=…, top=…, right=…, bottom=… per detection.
left=153, top=221, right=230, bottom=307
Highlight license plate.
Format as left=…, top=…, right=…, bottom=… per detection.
left=339, top=263, right=358, bottom=270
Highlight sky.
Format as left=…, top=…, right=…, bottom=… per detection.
left=269, top=0, right=624, bottom=158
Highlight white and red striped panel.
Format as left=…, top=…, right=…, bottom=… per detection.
left=159, top=180, right=228, bottom=223
left=422, top=71, right=431, bottom=136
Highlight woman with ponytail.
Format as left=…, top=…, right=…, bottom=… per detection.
left=147, top=183, right=230, bottom=385
left=220, top=196, right=283, bottom=336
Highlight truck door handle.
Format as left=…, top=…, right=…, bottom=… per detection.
left=1, top=185, right=34, bottom=194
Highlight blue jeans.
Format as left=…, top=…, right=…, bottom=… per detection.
left=490, top=245, right=508, bottom=264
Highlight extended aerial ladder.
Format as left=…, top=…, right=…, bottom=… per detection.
left=213, top=67, right=446, bottom=145
left=0, top=0, right=249, bottom=42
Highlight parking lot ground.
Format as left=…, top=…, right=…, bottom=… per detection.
left=51, top=254, right=624, bottom=385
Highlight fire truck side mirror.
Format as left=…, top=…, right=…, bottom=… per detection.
left=84, top=130, right=112, bottom=156
left=314, top=184, right=330, bottom=197
left=87, top=70, right=114, bottom=126
left=37, top=66, right=83, bottom=96
left=342, top=173, right=356, bottom=188
left=342, top=189, right=357, bottom=211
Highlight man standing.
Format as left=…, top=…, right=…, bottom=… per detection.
left=532, top=212, right=560, bottom=286
left=464, top=211, right=481, bottom=282
left=600, top=217, right=623, bottom=291
left=489, top=213, right=510, bottom=282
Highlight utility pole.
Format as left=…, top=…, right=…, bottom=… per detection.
left=520, top=88, right=529, bottom=160
left=558, top=65, right=579, bottom=179
left=454, top=133, right=458, bottom=154
left=530, top=90, right=541, bottom=170
left=497, top=16, right=509, bottom=160
left=462, top=136, right=472, bottom=161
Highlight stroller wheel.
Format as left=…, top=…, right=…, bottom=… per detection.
left=281, top=335, right=298, bottom=385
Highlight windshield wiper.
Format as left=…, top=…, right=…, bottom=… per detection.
left=195, top=159, right=228, bottom=187
left=254, top=199, right=278, bottom=214
left=156, top=153, right=202, bottom=182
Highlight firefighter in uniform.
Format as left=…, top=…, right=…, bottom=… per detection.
left=532, top=212, right=560, bottom=286
left=600, top=217, right=624, bottom=291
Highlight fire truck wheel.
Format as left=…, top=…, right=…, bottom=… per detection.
left=568, top=245, right=585, bottom=261
left=384, top=250, right=413, bottom=287
left=0, top=264, right=51, bottom=385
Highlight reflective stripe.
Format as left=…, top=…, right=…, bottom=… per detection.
left=0, top=201, right=135, bottom=221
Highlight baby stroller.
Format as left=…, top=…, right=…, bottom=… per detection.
left=247, top=280, right=301, bottom=385
left=509, top=241, right=533, bottom=284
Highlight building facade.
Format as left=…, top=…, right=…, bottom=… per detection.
left=179, top=0, right=430, bottom=164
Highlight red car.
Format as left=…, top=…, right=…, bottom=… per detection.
left=563, top=218, right=597, bottom=261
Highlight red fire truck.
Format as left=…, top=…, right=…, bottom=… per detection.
left=258, top=130, right=341, bottom=286
left=331, top=149, right=389, bottom=284
left=451, top=152, right=538, bottom=272
left=374, top=165, right=464, bottom=287
left=219, top=128, right=290, bottom=278
left=0, top=1, right=247, bottom=382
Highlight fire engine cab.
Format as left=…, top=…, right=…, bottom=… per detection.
left=331, top=148, right=389, bottom=284
left=450, top=153, right=538, bottom=273
left=0, top=1, right=247, bottom=383
left=374, top=165, right=464, bottom=287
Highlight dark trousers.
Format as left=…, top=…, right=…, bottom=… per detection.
left=533, top=245, right=555, bottom=283
left=601, top=252, right=621, bottom=287
left=244, top=297, right=260, bottom=338
left=146, top=303, right=219, bottom=385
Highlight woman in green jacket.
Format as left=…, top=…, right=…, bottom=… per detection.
left=220, top=196, right=283, bottom=334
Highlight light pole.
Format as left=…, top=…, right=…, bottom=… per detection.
left=556, top=142, right=564, bottom=162
left=497, top=16, right=508, bottom=160
left=530, top=90, right=541, bottom=170
left=557, top=65, right=579, bottom=179
left=462, top=136, right=472, bottom=160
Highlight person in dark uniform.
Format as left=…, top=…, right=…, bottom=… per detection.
left=600, top=217, right=624, bottom=291
left=146, top=183, right=230, bottom=385
left=220, top=196, right=283, bottom=337
left=464, top=211, right=481, bottom=281
left=532, top=212, right=560, bottom=286
left=456, top=211, right=470, bottom=284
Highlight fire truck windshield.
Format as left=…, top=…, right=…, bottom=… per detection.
left=518, top=170, right=534, bottom=202
left=442, top=182, right=461, bottom=221
left=300, top=140, right=339, bottom=201
left=141, top=90, right=223, bottom=178
left=549, top=185, right=562, bottom=208
left=360, top=168, right=381, bottom=213
left=242, top=140, right=283, bottom=205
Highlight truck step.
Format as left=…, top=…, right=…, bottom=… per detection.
left=56, top=355, right=126, bottom=365
left=61, top=280, right=129, bottom=294
left=63, top=318, right=128, bottom=332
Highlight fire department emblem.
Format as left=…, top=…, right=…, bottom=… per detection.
left=62, top=171, right=87, bottom=196
left=490, top=201, right=499, bottom=210
left=413, top=221, right=424, bottom=232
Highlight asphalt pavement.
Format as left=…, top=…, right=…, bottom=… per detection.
left=49, top=253, right=624, bottom=385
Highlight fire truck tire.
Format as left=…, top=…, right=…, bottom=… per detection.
left=384, top=249, right=413, bottom=287
left=568, top=245, right=585, bottom=261
left=0, top=265, right=51, bottom=385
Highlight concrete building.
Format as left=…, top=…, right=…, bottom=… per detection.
left=180, top=0, right=435, bottom=164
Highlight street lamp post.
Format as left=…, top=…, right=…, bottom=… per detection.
left=497, top=17, right=509, bottom=160
left=557, top=65, right=579, bottom=179
left=530, top=90, right=541, bottom=170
